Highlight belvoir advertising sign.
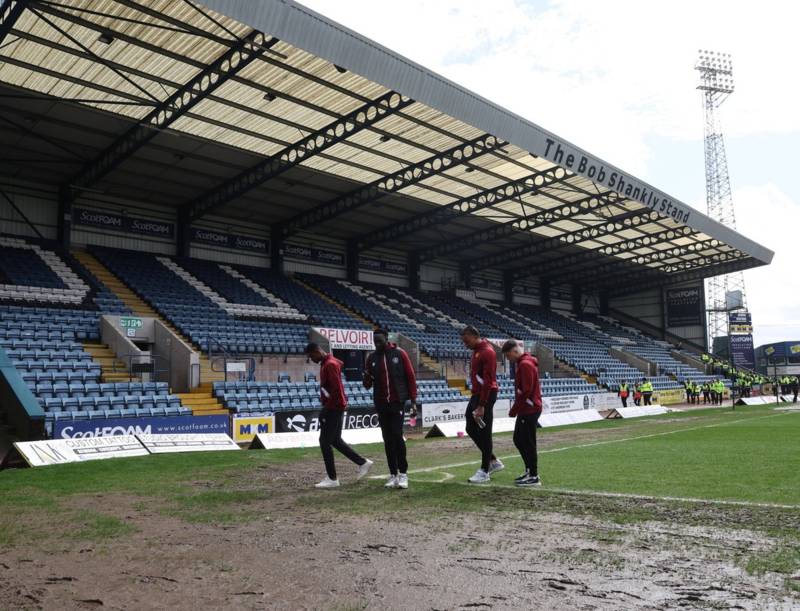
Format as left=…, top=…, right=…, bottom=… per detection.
left=313, top=327, right=375, bottom=351
left=666, top=286, right=703, bottom=327
left=73, top=207, right=174, bottom=239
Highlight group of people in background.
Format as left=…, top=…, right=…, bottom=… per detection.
left=684, top=379, right=727, bottom=405
left=306, top=326, right=543, bottom=489
left=617, top=379, right=653, bottom=407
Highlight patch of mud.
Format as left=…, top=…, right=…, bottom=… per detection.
left=1, top=489, right=798, bottom=610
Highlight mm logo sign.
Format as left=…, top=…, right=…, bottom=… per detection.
left=233, top=416, right=275, bottom=442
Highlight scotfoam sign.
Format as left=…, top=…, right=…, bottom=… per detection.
left=190, top=227, right=268, bottom=252
left=541, top=138, right=692, bottom=224
left=74, top=207, right=174, bottom=238
left=13, top=436, right=148, bottom=467
left=54, top=415, right=230, bottom=438
left=313, top=327, right=375, bottom=350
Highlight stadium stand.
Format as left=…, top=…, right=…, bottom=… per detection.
left=92, top=247, right=310, bottom=354
left=0, top=238, right=196, bottom=429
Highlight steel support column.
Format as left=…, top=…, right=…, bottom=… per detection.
left=503, top=269, right=513, bottom=305
left=540, top=278, right=551, bottom=310
left=270, top=224, right=284, bottom=274
left=57, top=184, right=72, bottom=249
left=459, top=261, right=471, bottom=289
left=571, top=285, right=582, bottom=316
left=346, top=239, right=359, bottom=282
left=408, top=252, right=420, bottom=291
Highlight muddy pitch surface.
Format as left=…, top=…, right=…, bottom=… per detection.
left=2, top=421, right=799, bottom=610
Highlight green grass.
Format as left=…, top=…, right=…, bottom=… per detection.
left=1, top=405, right=799, bottom=541
left=69, top=511, right=136, bottom=541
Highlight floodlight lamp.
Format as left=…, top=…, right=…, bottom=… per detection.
left=263, top=92, right=277, bottom=102
left=98, top=32, right=114, bottom=45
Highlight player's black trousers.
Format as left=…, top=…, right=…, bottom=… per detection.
left=319, top=408, right=366, bottom=480
left=378, top=403, right=407, bottom=475
left=513, top=412, right=540, bottom=476
left=465, top=391, right=497, bottom=472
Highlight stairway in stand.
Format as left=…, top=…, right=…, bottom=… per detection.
left=72, top=249, right=225, bottom=387
left=178, top=382, right=228, bottom=416
left=83, top=342, right=131, bottom=383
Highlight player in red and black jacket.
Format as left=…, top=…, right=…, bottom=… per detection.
left=363, top=329, right=417, bottom=490
left=461, top=326, right=503, bottom=483
left=502, top=340, right=542, bottom=487
left=306, top=342, right=372, bottom=488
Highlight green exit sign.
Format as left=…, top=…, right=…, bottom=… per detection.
left=120, top=317, right=143, bottom=329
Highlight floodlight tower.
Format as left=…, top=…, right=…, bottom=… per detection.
left=695, top=50, right=747, bottom=350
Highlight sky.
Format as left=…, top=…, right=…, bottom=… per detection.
left=301, top=0, right=800, bottom=347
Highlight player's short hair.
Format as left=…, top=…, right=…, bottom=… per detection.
left=461, top=325, right=480, bottom=338
left=501, top=339, right=520, bottom=353
left=373, top=328, right=389, bottom=338
left=305, top=342, right=320, bottom=355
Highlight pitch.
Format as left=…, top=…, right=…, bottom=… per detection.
left=2, top=405, right=799, bottom=609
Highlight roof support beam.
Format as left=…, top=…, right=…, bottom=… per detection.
left=585, top=247, right=745, bottom=290
left=604, top=254, right=755, bottom=297
left=475, top=208, right=662, bottom=276
left=0, top=0, right=27, bottom=47
left=65, top=29, right=275, bottom=193
left=357, top=165, right=569, bottom=251
left=186, top=90, right=413, bottom=223
left=538, top=228, right=704, bottom=280
left=551, top=238, right=723, bottom=289
left=283, top=133, right=503, bottom=236
left=419, top=188, right=624, bottom=263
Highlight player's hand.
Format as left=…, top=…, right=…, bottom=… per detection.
left=473, top=405, right=485, bottom=420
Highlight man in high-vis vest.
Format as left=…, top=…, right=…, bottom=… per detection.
left=713, top=379, right=725, bottom=405
left=618, top=381, right=630, bottom=408
left=702, top=382, right=711, bottom=405
left=640, top=378, right=654, bottom=406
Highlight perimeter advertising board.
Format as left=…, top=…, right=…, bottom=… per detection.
left=54, top=415, right=231, bottom=439
left=232, top=416, right=276, bottom=442
left=274, top=408, right=380, bottom=433
left=13, top=436, right=148, bottom=467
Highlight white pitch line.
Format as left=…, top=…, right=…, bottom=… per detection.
left=437, top=480, right=800, bottom=510
left=401, top=410, right=793, bottom=476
